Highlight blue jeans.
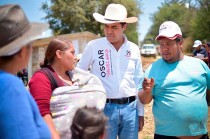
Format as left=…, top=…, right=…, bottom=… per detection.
left=104, top=100, right=138, bottom=139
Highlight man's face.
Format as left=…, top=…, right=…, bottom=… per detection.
left=195, top=45, right=202, bottom=50
left=158, top=38, right=183, bottom=63
left=104, top=23, right=126, bottom=44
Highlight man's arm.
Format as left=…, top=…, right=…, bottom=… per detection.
left=138, top=78, right=154, bottom=104
left=136, top=97, right=144, bottom=132
left=138, top=89, right=153, bottom=104
left=133, top=46, right=145, bottom=131
left=138, top=116, right=144, bottom=131
left=200, top=57, right=209, bottom=63
left=137, top=77, right=154, bottom=131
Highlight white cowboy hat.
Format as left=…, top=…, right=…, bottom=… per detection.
left=93, top=3, right=138, bottom=24
left=0, top=4, right=49, bottom=56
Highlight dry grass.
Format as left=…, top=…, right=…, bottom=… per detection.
left=138, top=102, right=154, bottom=139
left=141, top=56, right=160, bottom=71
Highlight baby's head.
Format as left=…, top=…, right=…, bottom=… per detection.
left=71, top=106, right=108, bottom=139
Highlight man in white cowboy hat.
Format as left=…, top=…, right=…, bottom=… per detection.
left=0, top=4, right=51, bottom=138
left=192, top=40, right=208, bottom=65
left=139, top=21, right=210, bottom=139
left=77, top=3, right=144, bottom=139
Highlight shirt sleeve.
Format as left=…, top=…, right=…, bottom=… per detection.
left=192, top=50, right=196, bottom=56
left=134, top=48, right=145, bottom=116
left=77, top=42, right=93, bottom=70
left=0, top=78, right=41, bottom=139
left=28, top=71, right=52, bottom=116
left=137, top=86, right=145, bottom=117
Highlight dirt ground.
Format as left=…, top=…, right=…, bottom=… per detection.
left=138, top=102, right=154, bottom=139
left=138, top=57, right=156, bottom=139
left=138, top=56, right=210, bottom=139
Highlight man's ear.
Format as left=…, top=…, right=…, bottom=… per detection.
left=123, top=23, right=127, bottom=30
left=17, top=47, right=26, bottom=58
left=178, top=40, right=184, bottom=49
left=177, top=39, right=184, bottom=45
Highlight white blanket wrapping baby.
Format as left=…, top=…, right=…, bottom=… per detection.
left=50, top=68, right=106, bottom=139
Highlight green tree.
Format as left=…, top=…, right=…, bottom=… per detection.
left=42, top=0, right=99, bottom=35
left=142, top=0, right=210, bottom=52
left=145, top=3, right=192, bottom=41
left=190, top=0, right=210, bottom=41
left=164, top=0, right=186, bottom=4
left=42, top=0, right=141, bottom=44
left=164, top=0, right=195, bottom=8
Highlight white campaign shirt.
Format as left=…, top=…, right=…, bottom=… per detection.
left=77, top=36, right=144, bottom=116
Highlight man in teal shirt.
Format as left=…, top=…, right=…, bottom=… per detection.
left=138, top=21, right=210, bottom=139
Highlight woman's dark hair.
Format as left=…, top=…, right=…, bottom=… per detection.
left=71, top=106, right=107, bottom=139
left=40, top=38, right=73, bottom=68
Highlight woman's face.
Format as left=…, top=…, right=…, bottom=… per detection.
left=60, top=44, right=76, bottom=70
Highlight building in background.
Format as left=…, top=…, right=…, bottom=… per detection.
left=27, top=31, right=100, bottom=79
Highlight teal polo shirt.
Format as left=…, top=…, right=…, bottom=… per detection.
left=139, top=56, right=210, bottom=136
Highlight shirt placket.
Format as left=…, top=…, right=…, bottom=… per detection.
left=117, top=47, right=124, bottom=98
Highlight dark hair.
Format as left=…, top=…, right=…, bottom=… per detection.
left=71, top=106, right=107, bottom=139
left=40, top=38, right=73, bottom=68
left=0, top=54, right=16, bottom=62
left=207, top=42, right=210, bottom=47
left=120, top=22, right=127, bottom=27
left=175, top=37, right=183, bottom=42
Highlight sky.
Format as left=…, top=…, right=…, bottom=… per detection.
left=0, top=0, right=165, bottom=41
left=139, top=0, right=165, bottom=41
